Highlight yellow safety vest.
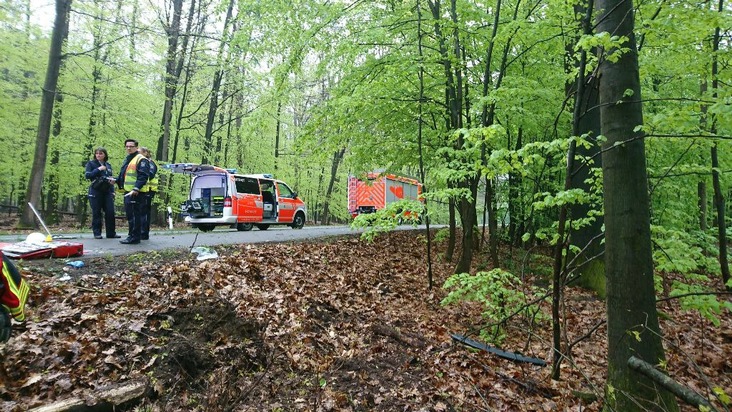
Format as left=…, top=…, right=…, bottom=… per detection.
left=144, top=159, right=159, bottom=193
left=1, top=253, right=29, bottom=322
left=123, top=154, right=147, bottom=192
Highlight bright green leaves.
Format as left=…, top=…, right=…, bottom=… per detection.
left=651, top=225, right=719, bottom=276
left=576, top=32, right=629, bottom=63
left=651, top=225, right=730, bottom=327
left=351, top=199, right=426, bottom=242
left=670, top=281, right=732, bottom=327
left=441, top=269, right=546, bottom=345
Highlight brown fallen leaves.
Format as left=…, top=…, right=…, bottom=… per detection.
left=0, top=230, right=729, bottom=411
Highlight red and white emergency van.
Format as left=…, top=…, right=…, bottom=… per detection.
left=167, top=164, right=307, bottom=232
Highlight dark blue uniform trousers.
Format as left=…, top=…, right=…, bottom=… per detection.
left=89, top=192, right=117, bottom=238
left=124, top=193, right=145, bottom=242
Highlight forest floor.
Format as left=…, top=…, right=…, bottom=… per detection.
left=0, top=226, right=730, bottom=411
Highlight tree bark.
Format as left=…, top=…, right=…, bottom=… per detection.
left=595, top=0, right=679, bottom=410
left=568, top=4, right=604, bottom=295
left=709, top=0, right=730, bottom=289
left=416, top=0, right=434, bottom=288
left=20, top=0, right=71, bottom=228
left=698, top=181, right=707, bottom=231
left=157, top=0, right=184, bottom=162
left=446, top=198, right=456, bottom=262
left=711, top=144, right=730, bottom=288
left=169, top=0, right=198, bottom=164
left=201, top=0, right=234, bottom=165
left=320, top=147, right=345, bottom=225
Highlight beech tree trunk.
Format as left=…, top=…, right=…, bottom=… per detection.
left=595, top=0, right=679, bottom=410
left=709, top=0, right=730, bottom=289
left=157, top=0, right=184, bottom=162
left=320, top=147, right=345, bottom=225
left=169, top=0, right=198, bottom=164
left=568, top=1, right=604, bottom=296
left=201, top=0, right=234, bottom=165
left=416, top=0, right=434, bottom=288
left=20, top=0, right=71, bottom=228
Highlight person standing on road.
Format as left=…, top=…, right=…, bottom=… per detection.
left=139, top=147, right=158, bottom=240
left=114, top=139, right=150, bottom=244
left=84, top=147, right=120, bottom=239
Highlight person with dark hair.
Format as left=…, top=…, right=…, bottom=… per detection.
left=84, top=147, right=120, bottom=239
left=114, top=139, right=150, bottom=244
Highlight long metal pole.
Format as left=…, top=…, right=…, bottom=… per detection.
left=27, top=202, right=53, bottom=240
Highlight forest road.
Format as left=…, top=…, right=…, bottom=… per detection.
left=2, top=225, right=435, bottom=258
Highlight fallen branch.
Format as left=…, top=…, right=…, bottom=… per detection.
left=627, top=356, right=716, bottom=411
left=28, top=378, right=149, bottom=412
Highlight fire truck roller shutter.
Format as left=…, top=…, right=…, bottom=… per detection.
left=385, top=179, right=407, bottom=203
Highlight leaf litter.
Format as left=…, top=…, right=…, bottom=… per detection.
left=0, top=230, right=729, bottom=411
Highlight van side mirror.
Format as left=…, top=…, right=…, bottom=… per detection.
left=292, top=192, right=298, bottom=199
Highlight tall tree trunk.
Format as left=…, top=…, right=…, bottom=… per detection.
left=711, top=144, right=729, bottom=288
left=20, top=0, right=71, bottom=228
left=486, top=177, right=498, bottom=266
left=274, top=100, right=282, bottom=171
left=698, top=181, right=707, bottom=231
left=428, top=0, right=462, bottom=267
left=42, top=1, right=67, bottom=226
left=320, top=147, right=345, bottom=225
left=568, top=1, right=604, bottom=294
left=201, top=0, right=234, bottom=165
left=552, top=0, right=604, bottom=380
left=508, top=129, right=523, bottom=246
left=45, top=93, right=64, bottom=226
left=168, top=0, right=198, bottom=164
left=128, top=0, right=139, bottom=61
left=446, top=199, right=456, bottom=262
left=709, top=0, right=730, bottom=289
left=595, top=0, right=679, bottom=410
left=416, top=0, right=434, bottom=288
left=157, top=0, right=184, bottom=162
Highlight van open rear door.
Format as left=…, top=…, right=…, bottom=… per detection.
left=164, top=163, right=222, bottom=174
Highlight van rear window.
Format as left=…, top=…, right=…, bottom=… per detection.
left=235, top=176, right=260, bottom=194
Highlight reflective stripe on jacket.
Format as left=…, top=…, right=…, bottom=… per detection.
left=123, top=154, right=147, bottom=192
left=144, top=159, right=159, bottom=193
left=1, top=253, right=29, bottom=322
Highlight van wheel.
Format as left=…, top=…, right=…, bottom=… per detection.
left=290, top=212, right=305, bottom=229
left=256, top=224, right=270, bottom=231
left=237, top=223, right=253, bottom=231
left=198, top=224, right=215, bottom=232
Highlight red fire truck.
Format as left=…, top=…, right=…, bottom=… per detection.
left=347, top=172, right=423, bottom=219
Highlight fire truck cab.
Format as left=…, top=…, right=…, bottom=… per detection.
left=168, top=164, right=307, bottom=232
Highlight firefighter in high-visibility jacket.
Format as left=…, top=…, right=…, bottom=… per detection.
left=114, top=139, right=150, bottom=244
left=139, top=147, right=158, bottom=240
left=1, top=251, right=29, bottom=342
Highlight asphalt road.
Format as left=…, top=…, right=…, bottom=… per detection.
left=1, top=225, right=371, bottom=258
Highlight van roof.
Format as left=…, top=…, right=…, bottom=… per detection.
left=164, top=163, right=276, bottom=179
